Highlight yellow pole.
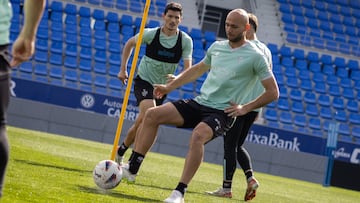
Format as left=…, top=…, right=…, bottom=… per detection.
left=110, top=0, right=151, bottom=161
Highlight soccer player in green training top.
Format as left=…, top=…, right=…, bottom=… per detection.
left=121, top=8, right=279, bottom=203
left=115, top=2, right=193, bottom=165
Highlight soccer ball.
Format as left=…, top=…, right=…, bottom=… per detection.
left=93, top=160, right=122, bottom=189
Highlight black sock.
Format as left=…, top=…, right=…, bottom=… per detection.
left=128, top=151, right=144, bottom=174
left=245, top=169, right=253, bottom=180
left=117, top=142, right=129, bottom=157
left=223, top=180, right=232, bottom=190
left=175, top=182, right=187, bottom=196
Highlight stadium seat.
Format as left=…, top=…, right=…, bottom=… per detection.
left=349, top=113, right=360, bottom=125
left=64, top=3, right=77, bottom=15
left=304, top=92, right=316, bottom=104
left=322, top=65, right=335, bottom=76
left=79, top=6, right=91, bottom=18
left=294, top=114, right=307, bottom=127
left=279, top=112, right=292, bottom=125
left=326, top=75, right=338, bottom=86
left=338, top=123, right=351, bottom=137
left=347, top=60, right=359, bottom=71
left=308, top=118, right=321, bottom=131
left=309, top=62, right=321, bottom=73
left=286, top=76, right=298, bottom=88
left=332, top=97, right=345, bottom=110
left=336, top=68, right=349, bottom=78
left=307, top=52, right=319, bottom=63
left=277, top=98, right=290, bottom=111
left=34, top=51, right=48, bottom=63
left=129, top=1, right=143, bottom=13
left=328, top=85, right=341, bottom=97
left=116, top=0, right=128, bottom=10
left=94, top=75, right=107, bottom=87
left=293, top=48, right=305, bottom=60
left=49, top=54, right=62, bottom=66
left=64, top=69, right=78, bottom=82
left=64, top=56, right=77, bottom=69
left=334, top=110, right=347, bottom=122
left=320, top=107, right=333, bottom=120
left=264, top=109, right=278, bottom=121
left=267, top=43, right=278, bottom=55
left=279, top=46, right=292, bottom=58
left=318, top=94, right=331, bottom=107
left=79, top=72, right=93, bottom=84
left=79, top=59, right=92, bottom=71
left=347, top=100, right=359, bottom=113
left=147, top=19, right=161, bottom=28
left=353, top=127, right=360, bottom=139
left=291, top=101, right=304, bottom=113
left=34, top=63, right=48, bottom=76
left=50, top=1, right=63, bottom=12
left=93, top=9, right=105, bottom=20
left=289, top=89, right=302, bottom=101
left=190, top=28, right=203, bottom=40
left=94, top=62, right=107, bottom=75
left=314, top=83, right=327, bottom=94
left=49, top=66, right=63, bottom=79
left=80, top=48, right=92, bottom=60
left=305, top=104, right=319, bottom=117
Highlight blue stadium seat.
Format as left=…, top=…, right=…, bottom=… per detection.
left=79, top=6, right=91, bottom=18
left=108, top=22, right=120, bottom=33
left=347, top=60, right=358, bottom=71
left=320, top=107, right=333, bottom=120
left=147, top=19, right=160, bottom=28
left=34, top=51, right=48, bottom=63
left=334, top=57, right=346, bottom=69
left=305, top=104, right=319, bottom=117
left=336, top=68, right=349, bottom=78
left=286, top=76, right=298, bottom=88
left=108, top=65, right=119, bottom=77
left=49, top=54, right=62, bottom=66
left=322, top=65, right=335, bottom=76
left=291, top=101, right=304, bottom=113
left=279, top=112, right=292, bottom=125
left=64, top=56, right=77, bottom=69
left=309, top=62, right=321, bottom=73
left=94, top=21, right=106, bottom=31
left=79, top=59, right=92, bottom=71
left=204, top=31, right=216, bottom=43
left=109, top=54, right=121, bottom=66
left=80, top=48, right=92, bottom=60
left=64, top=3, right=77, bottom=15
left=347, top=100, right=359, bottom=113
left=94, top=62, right=107, bottom=75
left=121, top=25, right=134, bottom=36
left=34, top=63, right=48, bottom=76
left=308, top=118, right=321, bottom=131
left=129, top=1, right=143, bottom=13
left=282, top=57, right=294, bottom=67
left=65, top=45, right=77, bottom=57
left=334, top=110, right=347, bottom=122
left=79, top=72, right=93, bottom=84
left=88, top=0, right=100, bottom=5
left=94, top=39, right=107, bottom=51
left=351, top=70, right=360, bottom=81
left=108, top=78, right=122, bottom=91
left=267, top=43, right=278, bottom=55
left=332, top=97, right=345, bottom=110
left=93, top=51, right=106, bottom=63
left=94, top=75, right=107, bottom=87
left=64, top=69, right=78, bottom=82
left=300, top=80, right=312, bottom=91
left=307, top=51, right=319, bottom=63
left=279, top=86, right=288, bottom=99
left=293, top=48, right=305, bottom=60
left=19, top=61, right=33, bottom=73
left=303, top=92, right=316, bottom=104
left=318, top=94, right=331, bottom=107
left=116, top=0, right=128, bottom=10
left=298, top=69, right=310, bottom=80
left=338, top=123, right=351, bottom=137
left=102, top=0, right=114, bottom=8
left=50, top=1, right=63, bottom=12
left=93, top=9, right=105, bottom=20
left=349, top=113, right=360, bottom=125
left=264, top=109, right=278, bottom=122
left=279, top=46, right=292, bottom=58
left=294, top=114, right=307, bottom=127
left=109, top=32, right=121, bottom=43
left=49, top=66, right=63, bottom=79
left=35, top=39, right=48, bottom=52
left=289, top=89, right=302, bottom=101
left=328, top=85, right=341, bottom=97
left=326, top=75, right=338, bottom=86
left=314, top=82, right=327, bottom=94
left=353, top=127, right=360, bottom=139
left=79, top=18, right=91, bottom=28
left=190, top=28, right=203, bottom=40
left=277, top=98, right=290, bottom=111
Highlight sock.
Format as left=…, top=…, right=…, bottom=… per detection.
left=117, top=142, right=129, bottom=157
left=175, top=182, right=187, bottom=196
left=128, top=151, right=144, bottom=174
left=244, top=169, right=253, bottom=180
left=222, top=180, right=232, bottom=191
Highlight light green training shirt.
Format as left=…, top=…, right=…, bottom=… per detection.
left=135, top=27, right=193, bottom=85
left=194, top=40, right=272, bottom=110
left=0, top=0, right=12, bottom=45
left=241, top=39, right=273, bottom=112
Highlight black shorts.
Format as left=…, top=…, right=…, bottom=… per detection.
left=172, top=99, right=236, bottom=138
left=133, top=75, right=166, bottom=106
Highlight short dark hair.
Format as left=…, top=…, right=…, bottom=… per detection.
left=164, top=2, right=183, bottom=16
left=248, top=13, right=258, bottom=32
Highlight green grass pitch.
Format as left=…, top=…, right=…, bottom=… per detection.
left=2, top=126, right=359, bottom=202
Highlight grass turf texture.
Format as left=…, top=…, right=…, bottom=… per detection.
left=2, top=126, right=360, bottom=202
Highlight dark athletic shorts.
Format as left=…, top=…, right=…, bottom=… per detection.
left=172, top=99, right=236, bottom=138
left=133, top=75, right=166, bottom=106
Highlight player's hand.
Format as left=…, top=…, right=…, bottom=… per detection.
left=166, top=74, right=176, bottom=83
left=153, top=84, right=169, bottom=99
left=117, top=70, right=128, bottom=85
left=224, top=102, right=247, bottom=117
left=10, top=35, right=35, bottom=67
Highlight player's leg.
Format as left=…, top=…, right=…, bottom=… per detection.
left=0, top=46, right=11, bottom=198
left=122, top=101, right=184, bottom=182
left=236, top=111, right=259, bottom=201
left=116, top=99, right=155, bottom=164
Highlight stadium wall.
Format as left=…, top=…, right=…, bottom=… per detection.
left=7, top=97, right=327, bottom=184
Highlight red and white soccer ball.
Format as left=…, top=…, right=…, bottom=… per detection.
left=93, top=160, right=122, bottom=189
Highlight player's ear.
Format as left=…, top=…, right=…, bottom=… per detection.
left=245, top=23, right=251, bottom=31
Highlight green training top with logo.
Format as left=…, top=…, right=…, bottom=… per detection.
left=0, top=0, right=12, bottom=45
left=240, top=39, right=273, bottom=112
left=135, top=27, right=193, bottom=85
left=194, top=40, right=272, bottom=111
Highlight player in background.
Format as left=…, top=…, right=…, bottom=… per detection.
left=115, top=2, right=193, bottom=165
left=120, top=9, right=279, bottom=203
left=0, top=0, right=45, bottom=198
left=205, top=13, right=273, bottom=201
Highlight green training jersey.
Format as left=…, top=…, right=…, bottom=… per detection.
left=135, top=27, right=193, bottom=85
left=241, top=39, right=273, bottom=112
left=194, top=40, right=272, bottom=110
left=0, top=0, right=12, bottom=45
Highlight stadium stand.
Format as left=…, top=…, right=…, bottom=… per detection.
left=8, top=0, right=360, bottom=143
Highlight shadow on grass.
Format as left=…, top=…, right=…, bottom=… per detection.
left=78, top=185, right=160, bottom=202
left=14, top=159, right=92, bottom=173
